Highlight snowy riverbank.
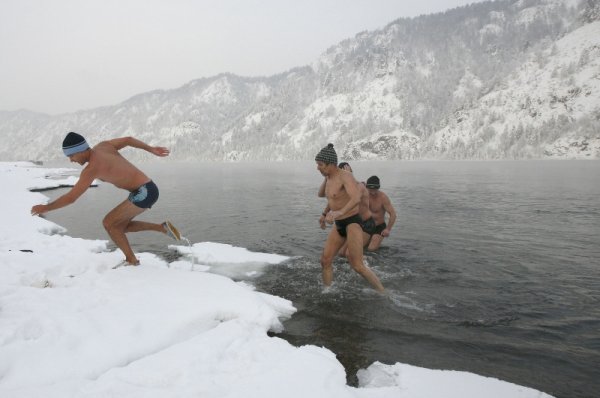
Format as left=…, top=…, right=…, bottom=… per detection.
left=0, top=162, right=553, bottom=397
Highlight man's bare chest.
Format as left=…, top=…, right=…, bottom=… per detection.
left=326, top=181, right=347, bottom=200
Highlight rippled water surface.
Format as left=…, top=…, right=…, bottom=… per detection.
left=45, top=160, right=600, bottom=398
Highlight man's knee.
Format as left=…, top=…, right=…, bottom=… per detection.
left=368, top=236, right=383, bottom=251
left=102, top=216, right=124, bottom=233
left=348, top=258, right=367, bottom=273
left=102, top=216, right=112, bottom=231
left=346, top=247, right=364, bottom=270
left=320, top=254, right=334, bottom=269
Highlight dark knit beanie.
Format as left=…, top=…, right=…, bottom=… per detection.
left=315, top=143, right=338, bottom=165
left=62, top=132, right=89, bottom=156
left=366, top=176, right=380, bottom=189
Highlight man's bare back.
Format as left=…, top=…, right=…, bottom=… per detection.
left=87, top=142, right=150, bottom=191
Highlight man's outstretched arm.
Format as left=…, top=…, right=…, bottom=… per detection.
left=106, top=136, right=170, bottom=157
left=31, top=167, right=96, bottom=216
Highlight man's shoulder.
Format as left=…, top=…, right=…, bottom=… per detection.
left=339, top=170, right=357, bottom=183
left=93, top=141, right=119, bottom=154
left=372, top=191, right=386, bottom=203
left=79, top=162, right=99, bottom=178
left=380, top=191, right=394, bottom=206
left=93, top=141, right=113, bottom=149
left=327, top=170, right=342, bottom=182
left=377, top=189, right=390, bottom=201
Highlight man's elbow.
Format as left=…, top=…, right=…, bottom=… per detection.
left=122, top=136, right=135, bottom=146
left=62, top=192, right=81, bottom=206
left=114, top=136, right=134, bottom=149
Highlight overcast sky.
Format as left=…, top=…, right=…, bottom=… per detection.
left=0, top=0, right=482, bottom=115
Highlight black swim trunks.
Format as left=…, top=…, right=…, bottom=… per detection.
left=335, top=214, right=363, bottom=237
left=361, top=217, right=376, bottom=235
left=373, top=222, right=387, bottom=236
left=128, top=180, right=159, bottom=209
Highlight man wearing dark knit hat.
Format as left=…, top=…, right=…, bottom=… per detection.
left=31, top=132, right=182, bottom=267
left=315, top=144, right=384, bottom=292
left=318, top=161, right=375, bottom=256
left=366, top=175, right=397, bottom=251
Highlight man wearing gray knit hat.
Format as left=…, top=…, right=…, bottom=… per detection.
left=314, top=143, right=338, bottom=165
left=31, top=133, right=182, bottom=267
left=315, top=143, right=385, bottom=292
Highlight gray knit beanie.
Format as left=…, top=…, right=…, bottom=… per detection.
left=315, top=143, right=338, bottom=165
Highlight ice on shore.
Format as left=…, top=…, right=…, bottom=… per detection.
left=0, top=162, right=554, bottom=397
left=169, top=241, right=290, bottom=278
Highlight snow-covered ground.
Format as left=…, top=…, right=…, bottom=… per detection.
left=0, top=162, right=554, bottom=397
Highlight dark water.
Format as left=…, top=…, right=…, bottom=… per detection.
left=44, top=160, right=600, bottom=398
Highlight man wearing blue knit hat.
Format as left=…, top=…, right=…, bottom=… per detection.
left=31, top=132, right=182, bottom=267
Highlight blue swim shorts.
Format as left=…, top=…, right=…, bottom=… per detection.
left=128, top=180, right=159, bottom=209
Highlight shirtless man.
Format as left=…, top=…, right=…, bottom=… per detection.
left=315, top=144, right=384, bottom=292
left=318, top=162, right=375, bottom=256
left=31, top=132, right=181, bottom=266
left=365, top=176, right=397, bottom=251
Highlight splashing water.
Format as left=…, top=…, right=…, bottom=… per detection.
left=181, top=237, right=196, bottom=271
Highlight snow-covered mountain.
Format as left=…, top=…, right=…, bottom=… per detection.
left=1, top=0, right=598, bottom=162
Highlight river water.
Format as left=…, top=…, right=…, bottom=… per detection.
left=44, top=160, right=600, bottom=398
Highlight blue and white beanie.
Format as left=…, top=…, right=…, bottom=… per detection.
left=62, top=132, right=90, bottom=156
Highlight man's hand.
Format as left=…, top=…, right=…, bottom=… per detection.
left=31, top=204, right=48, bottom=216
left=150, top=146, right=170, bottom=157
left=382, top=228, right=391, bottom=237
left=319, top=214, right=327, bottom=230
left=326, top=210, right=341, bottom=224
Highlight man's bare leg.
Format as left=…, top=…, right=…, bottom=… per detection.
left=125, top=220, right=181, bottom=241
left=346, top=224, right=385, bottom=292
left=103, top=200, right=146, bottom=264
left=367, top=234, right=385, bottom=251
left=125, top=221, right=164, bottom=233
left=337, top=242, right=348, bottom=258
left=362, top=231, right=372, bottom=248
left=340, top=231, right=371, bottom=257
left=320, top=228, right=346, bottom=287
